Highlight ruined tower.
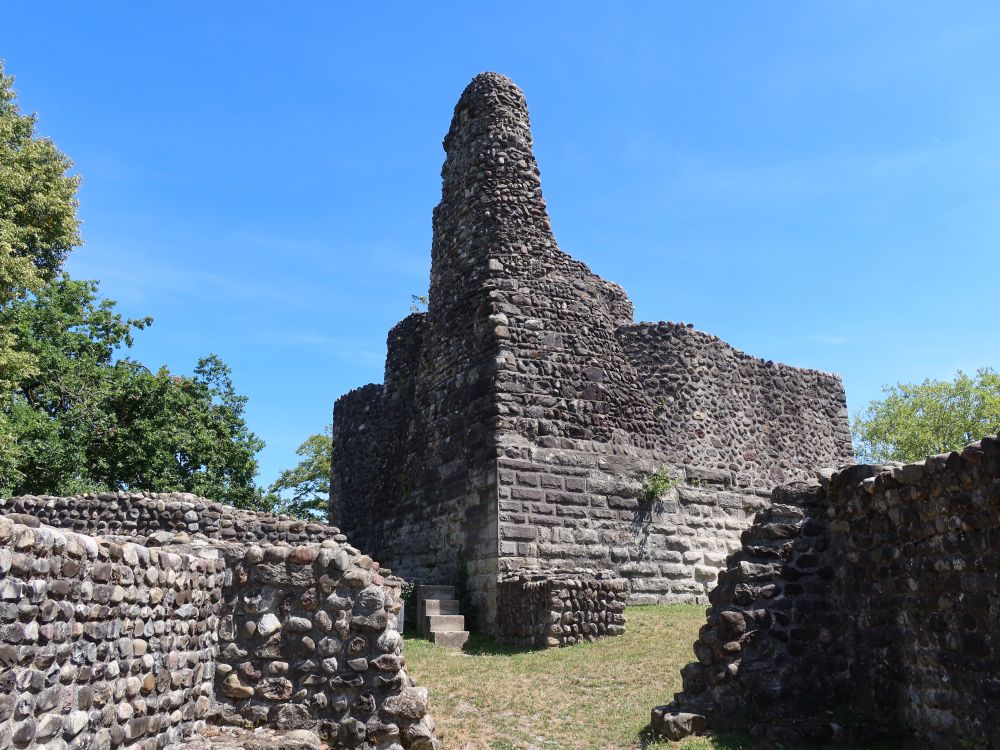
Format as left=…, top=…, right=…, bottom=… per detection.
left=330, top=73, right=853, bottom=631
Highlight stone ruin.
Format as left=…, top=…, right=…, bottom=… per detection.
left=653, top=434, right=1000, bottom=748
left=4, top=67, right=988, bottom=750
left=0, top=491, right=441, bottom=749
left=329, top=71, right=853, bottom=636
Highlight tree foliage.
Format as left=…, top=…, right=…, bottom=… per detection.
left=0, top=62, right=82, bottom=390
left=0, top=61, right=268, bottom=507
left=852, top=368, right=1000, bottom=463
left=265, top=425, right=331, bottom=520
left=1, top=276, right=266, bottom=506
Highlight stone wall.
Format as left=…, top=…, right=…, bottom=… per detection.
left=654, top=434, right=1000, bottom=748
left=496, top=570, right=627, bottom=647
left=329, top=385, right=384, bottom=540
left=329, top=71, right=852, bottom=633
left=1, top=492, right=346, bottom=546
left=0, top=496, right=442, bottom=749
left=216, top=540, right=437, bottom=749
left=496, top=443, right=770, bottom=606
left=618, top=321, right=852, bottom=489
left=0, top=516, right=221, bottom=749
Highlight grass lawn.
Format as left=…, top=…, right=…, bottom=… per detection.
left=403, top=604, right=754, bottom=750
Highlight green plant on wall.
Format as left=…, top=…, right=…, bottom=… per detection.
left=653, top=395, right=674, bottom=417
left=639, top=468, right=680, bottom=504
left=399, top=580, right=417, bottom=603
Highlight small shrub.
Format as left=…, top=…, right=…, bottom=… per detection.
left=399, top=580, right=417, bottom=603
left=640, top=468, right=680, bottom=503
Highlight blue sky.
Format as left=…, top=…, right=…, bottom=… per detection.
left=4, top=3, right=999, bottom=486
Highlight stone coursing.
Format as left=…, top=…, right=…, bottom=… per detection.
left=654, top=435, right=1000, bottom=748
left=330, top=71, right=852, bottom=632
left=0, top=492, right=347, bottom=546
left=496, top=570, right=626, bottom=647
left=0, top=516, right=221, bottom=749
left=0, top=495, right=441, bottom=750
left=618, top=322, right=851, bottom=490
left=215, top=541, right=438, bottom=749
left=495, top=446, right=770, bottom=609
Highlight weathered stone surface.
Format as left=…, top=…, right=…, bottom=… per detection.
left=329, top=71, right=852, bottom=631
left=0, top=496, right=440, bottom=750
left=497, top=569, right=627, bottom=647
left=173, top=725, right=323, bottom=750
left=657, top=436, right=1000, bottom=747
left=383, top=687, right=430, bottom=722
left=0, top=518, right=223, bottom=749
left=650, top=708, right=706, bottom=740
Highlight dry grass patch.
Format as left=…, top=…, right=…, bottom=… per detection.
left=403, top=604, right=752, bottom=750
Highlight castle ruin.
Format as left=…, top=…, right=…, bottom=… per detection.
left=330, top=72, right=853, bottom=632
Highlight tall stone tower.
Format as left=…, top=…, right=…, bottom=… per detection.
left=330, top=73, right=852, bottom=631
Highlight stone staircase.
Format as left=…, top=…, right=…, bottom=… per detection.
left=417, top=584, right=469, bottom=648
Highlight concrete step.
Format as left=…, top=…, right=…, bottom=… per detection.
left=425, top=614, right=466, bottom=632
left=423, top=599, right=460, bottom=616
left=430, top=630, right=469, bottom=648
left=418, top=584, right=456, bottom=600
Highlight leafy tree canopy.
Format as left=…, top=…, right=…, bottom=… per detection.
left=265, top=425, right=331, bottom=520
left=1, top=275, right=266, bottom=506
left=1, top=62, right=81, bottom=390
left=852, top=368, right=1000, bottom=464
left=0, top=62, right=269, bottom=507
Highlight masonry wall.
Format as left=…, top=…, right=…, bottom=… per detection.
left=0, top=495, right=443, bottom=749
left=656, top=435, right=1000, bottom=748
left=329, top=385, right=385, bottom=538
left=329, top=72, right=852, bottom=630
left=216, top=541, right=437, bottom=748
left=618, top=321, right=853, bottom=489
left=495, top=570, right=627, bottom=647
left=496, top=443, right=770, bottom=605
left=0, top=516, right=221, bottom=749
left=0, top=491, right=348, bottom=546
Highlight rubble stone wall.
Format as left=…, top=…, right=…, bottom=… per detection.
left=216, top=542, right=437, bottom=749
left=0, top=516, right=222, bottom=749
left=618, top=321, right=852, bottom=489
left=656, top=435, right=1000, bottom=748
left=329, top=72, right=851, bottom=632
left=329, top=385, right=385, bottom=538
left=496, top=570, right=627, bottom=647
left=1, top=497, right=442, bottom=750
left=0, top=492, right=346, bottom=547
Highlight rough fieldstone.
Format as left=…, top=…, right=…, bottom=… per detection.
left=650, top=708, right=706, bottom=740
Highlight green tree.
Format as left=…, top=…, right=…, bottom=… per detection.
left=265, top=425, right=332, bottom=520
left=0, top=62, right=81, bottom=390
left=852, top=368, right=1000, bottom=463
left=0, top=62, right=270, bottom=508
left=1, top=275, right=267, bottom=506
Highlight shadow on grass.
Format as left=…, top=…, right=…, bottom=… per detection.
left=637, top=724, right=758, bottom=749
left=636, top=721, right=909, bottom=750
left=403, top=630, right=541, bottom=656
left=461, top=632, right=542, bottom=656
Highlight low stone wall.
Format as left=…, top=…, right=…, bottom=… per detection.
left=217, top=541, right=437, bottom=749
left=0, top=496, right=442, bottom=750
left=653, top=435, right=1000, bottom=748
left=496, top=570, right=627, bottom=647
left=0, top=492, right=346, bottom=546
left=0, top=515, right=222, bottom=749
